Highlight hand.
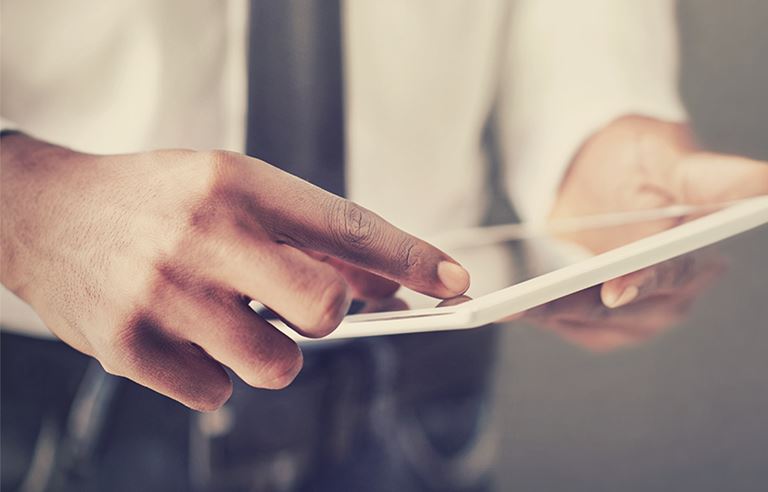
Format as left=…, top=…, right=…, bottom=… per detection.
left=538, top=115, right=768, bottom=350
left=0, top=133, right=470, bottom=410
left=526, top=251, right=725, bottom=351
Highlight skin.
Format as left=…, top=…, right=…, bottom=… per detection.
left=534, top=115, right=768, bottom=351
left=1, top=115, right=765, bottom=408
left=0, top=133, right=470, bottom=411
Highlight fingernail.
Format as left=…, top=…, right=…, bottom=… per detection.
left=437, top=261, right=470, bottom=294
left=604, top=285, right=639, bottom=309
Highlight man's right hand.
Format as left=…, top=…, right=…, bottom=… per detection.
left=0, top=133, right=469, bottom=411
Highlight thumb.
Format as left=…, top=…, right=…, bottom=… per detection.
left=673, top=153, right=768, bottom=204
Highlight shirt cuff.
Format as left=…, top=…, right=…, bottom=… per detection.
left=0, top=117, right=19, bottom=134
left=1, top=287, right=55, bottom=338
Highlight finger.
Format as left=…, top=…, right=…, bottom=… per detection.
left=247, top=163, right=470, bottom=298
left=162, top=288, right=303, bottom=390
left=673, top=154, right=768, bottom=204
left=531, top=273, right=697, bottom=329
left=327, top=256, right=401, bottom=299
left=609, top=296, right=693, bottom=337
left=539, top=309, right=652, bottom=352
left=528, top=284, right=684, bottom=329
left=529, top=277, right=702, bottom=352
left=556, top=294, right=690, bottom=331
left=601, top=253, right=725, bottom=308
left=102, top=314, right=232, bottom=412
left=304, top=251, right=400, bottom=299
left=527, top=285, right=609, bottom=322
left=547, top=324, right=642, bottom=352
left=544, top=295, right=695, bottom=352
left=210, top=239, right=352, bottom=338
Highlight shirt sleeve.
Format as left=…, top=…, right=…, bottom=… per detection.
left=496, top=0, right=688, bottom=223
left=0, top=117, right=19, bottom=133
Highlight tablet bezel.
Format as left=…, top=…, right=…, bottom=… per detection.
left=272, top=195, right=768, bottom=341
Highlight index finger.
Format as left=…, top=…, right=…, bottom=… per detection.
left=247, top=160, right=470, bottom=298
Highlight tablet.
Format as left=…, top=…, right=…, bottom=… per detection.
left=267, top=195, right=768, bottom=342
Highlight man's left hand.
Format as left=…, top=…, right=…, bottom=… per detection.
left=532, top=115, right=768, bottom=351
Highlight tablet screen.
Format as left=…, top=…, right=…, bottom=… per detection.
left=347, top=200, right=766, bottom=317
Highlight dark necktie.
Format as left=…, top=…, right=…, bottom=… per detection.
left=245, top=0, right=346, bottom=197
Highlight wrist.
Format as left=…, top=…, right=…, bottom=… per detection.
left=0, top=133, right=84, bottom=297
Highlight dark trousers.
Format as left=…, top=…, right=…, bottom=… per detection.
left=1, top=328, right=499, bottom=492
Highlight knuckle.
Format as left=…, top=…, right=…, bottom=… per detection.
left=186, top=197, right=223, bottom=235
left=328, top=199, right=378, bottom=249
left=98, top=359, right=122, bottom=377
left=305, top=275, right=350, bottom=337
left=394, top=238, right=424, bottom=276
left=290, top=273, right=349, bottom=337
left=184, top=151, right=267, bottom=242
left=189, top=149, right=236, bottom=197
left=108, top=318, right=149, bottom=371
left=256, top=347, right=303, bottom=390
left=201, top=149, right=239, bottom=174
left=102, top=312, right=163, bottom=378
left=185, top=150, right=242, bottom=225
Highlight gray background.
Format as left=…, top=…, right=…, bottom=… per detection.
left=494, top=1, right=768, bottom=490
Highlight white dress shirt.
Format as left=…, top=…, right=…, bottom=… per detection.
left=0, top=0, right=685, bottom=337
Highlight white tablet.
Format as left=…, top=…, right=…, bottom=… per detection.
left=268, top=195, right=768, bottom=342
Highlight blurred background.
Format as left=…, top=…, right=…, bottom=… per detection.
left=493, top=1, right=768, bottom=490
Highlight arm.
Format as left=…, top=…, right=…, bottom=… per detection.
left=498, top=0, right=686, bottom=223
left=0, top=132, right=469, bottom=409
left=498, top=0, right=768, bottom=350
